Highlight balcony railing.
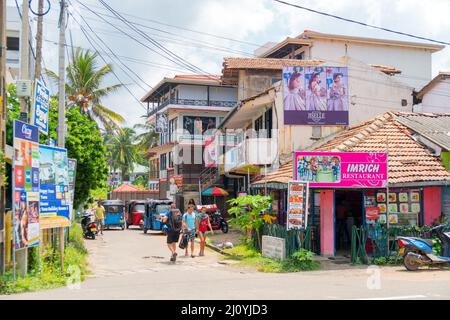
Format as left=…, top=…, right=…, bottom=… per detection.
left=148, top=98, right=237, bottom=117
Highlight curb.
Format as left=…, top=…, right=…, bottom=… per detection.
left=195, top=239, right=231, bottom=256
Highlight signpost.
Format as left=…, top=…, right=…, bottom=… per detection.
left=287, top=181, right=309, bottom=230
left=31, top=79, right=50, bottom=135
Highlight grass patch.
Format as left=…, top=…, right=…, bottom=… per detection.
left=0, top=223, right=89, bottom=295
left=223, top=244, right=320, bottom=273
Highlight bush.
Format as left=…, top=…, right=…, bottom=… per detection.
left=282, top=249, right=320, bottom=272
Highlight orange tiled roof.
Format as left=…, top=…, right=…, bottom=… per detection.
left=252, top=112, right=450, bottom=186
left=112, top=183, right=143, bottom=193
left=369, top=64, right=402, bottom=75
left=223, top=57, right=324, bottom=71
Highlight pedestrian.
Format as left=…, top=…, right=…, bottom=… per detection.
left=182, top=204, right=197, bottom=258
left=196, top=206, right=213, bottom=256
left=162, top=207, right=183, bottom=262
left=95, top=201, right=105, bottom=235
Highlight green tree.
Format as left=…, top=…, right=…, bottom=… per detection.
left=105, top=127, right=139, bottom=182
left=46, top=48, right=125, bottom=133
left=227, top=195, right=272, bottom=249
left=6, top=84, right=109, bottom=209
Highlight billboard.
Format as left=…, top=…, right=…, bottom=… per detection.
left=31, top=79, right=50, bottom=135
left=13, top=120, right=40, bottom=249
left=39, top=145, right=71, bottom=229
left=287, top=181, right=309, bottom=230
left=283, top=66, right=349, bottom=125
left=294, top=152, right=387, bottom=188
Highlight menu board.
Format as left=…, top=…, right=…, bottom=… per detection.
left=365, top=189, right=421, bottom=226
left=287, top=181, right=309, bottom=230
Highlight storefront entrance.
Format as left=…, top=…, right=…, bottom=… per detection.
left=335, top=190, right=363, bottom=255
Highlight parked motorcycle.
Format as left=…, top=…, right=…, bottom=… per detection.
left=210, top=210, right=229, bottom=234
left=397, top=224, right=450, bottom=271
left=81, top=211, right=98, bottom=240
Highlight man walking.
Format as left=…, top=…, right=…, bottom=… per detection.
left=182, top=204, right=197, bottom=258
left=95, top=201, right=105, bottom=235
left=162, top=207, right=183, bottom=262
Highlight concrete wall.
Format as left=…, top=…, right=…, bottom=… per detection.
left=417, top=79, right=450, bottom=113
left=310, top=39, right=433, bottom=90
left=238, top=69, right=281, bottom=101
left=209, top=86, right=237, bottom=102
left=423, top=187, right=442, bottom=225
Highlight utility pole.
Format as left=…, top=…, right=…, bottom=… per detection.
left=57, top=0, right=67, bottom=272
left=0, top=0, right=7, bottom=275
left=16, top=0, right=30, bottom=277
left=34, top=0, right=44, bottom=80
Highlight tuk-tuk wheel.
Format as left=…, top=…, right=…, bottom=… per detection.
left=143, top=229, right=148, bottom=234
left=121, top=225, right=125, bottom=230
left=126, top=224, right=129, bottom=229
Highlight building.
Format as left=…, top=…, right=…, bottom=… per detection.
left=251, top=112, right=450, bottom=256
left=257, top=30, right=444, bottom=90
left=141, top=75, right=237, bottom=210
left=414, top=72, right=450, bottom=113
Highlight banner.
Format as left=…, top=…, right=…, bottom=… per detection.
left=68, top=158, right=77, bottom=220
left=155, top=113, right=168, bottom=133
left=39, top=145, right=71, bottom=229
left=287, top=181, right=309, bottom=230
left=31, top=79, right=50, bottom=135
left=13, top=120, right=40, bottom=249
left=294, top=152, right=388, bottom=188
left=203, top=134, right=218, bottom=167
left=169, top=175, right=183, bottom=197
left=283, top=66, right=349, bottom=125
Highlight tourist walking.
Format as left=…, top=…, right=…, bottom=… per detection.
left=196, top=207, right=213, bottom=256
left=182, top=204, right=197, bottom=258
left=162, top=207, right=183, bottom=262
left=95, top=201, right=105, bottom=235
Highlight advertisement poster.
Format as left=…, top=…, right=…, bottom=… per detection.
left=68, top=159, right=77, bottom=220
left=287, top=181, right=309, bottom=230
left=39, top=145, right=71, bottom=229
left=203, top=134, right=218, bottom=167
left=168, top=175, right=183, bottom=197
left=13, top=120, right=40, bottom=249
left=31, top=79, right=50, bottom=135
left=283, top=66, right=349, bottom=125
left=155, top=113, right=168, bottom=133
left=294, top=152, right=387, bottom=188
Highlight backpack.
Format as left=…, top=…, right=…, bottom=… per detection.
left=169, top=209, right=182, bottom=232
left=179, top=233, right=188, bottom=249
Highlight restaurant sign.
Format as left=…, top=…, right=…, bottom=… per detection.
left=294, top=152, right=387, bottom=188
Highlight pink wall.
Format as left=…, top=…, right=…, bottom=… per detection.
left=320, top=190, right=335, bottom=256
left=423, top=187, right=442, bottom=225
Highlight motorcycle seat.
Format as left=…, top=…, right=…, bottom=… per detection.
left=409, top=237, right=433, bottom=247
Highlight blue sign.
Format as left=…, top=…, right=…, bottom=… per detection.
left=32, top=80, right=50, bottom=135
left=14, top=120, right=39, bottom=142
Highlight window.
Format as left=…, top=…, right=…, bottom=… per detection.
left=160, top=153, right=167, bottom=170
left=168, top=151, right=174, bottom=169
left=169, top=117, right=177, bottom=142
left=7, top=37, right=19, bottom=51
left=183, top=116, right=216, bottom=135
left=254, top=116, right=263, bottom=133
left=311, top=126, right=322, bottom=139
left=264, top=108, right=273, bottom=138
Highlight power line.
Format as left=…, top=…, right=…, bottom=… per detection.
left=273, top=0, right=450, bottom=46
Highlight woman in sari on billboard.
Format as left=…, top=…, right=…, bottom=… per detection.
left=327, top=72, right=347, bottom=111
left=306, top=72, right=327, bottom=111
left=284, top=72, right=306, bottom=111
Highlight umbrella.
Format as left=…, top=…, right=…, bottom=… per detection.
left=201, top=187, right=229, bottom=197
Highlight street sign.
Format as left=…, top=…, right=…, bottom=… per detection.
left=31, top=79, right=50, bottom=135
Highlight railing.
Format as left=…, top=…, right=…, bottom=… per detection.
left=199, top=166, right=219, bottom=190
left=147, top=98, right=237, bottom=117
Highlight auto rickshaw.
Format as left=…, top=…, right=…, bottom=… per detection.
left=143, top=199, right=173, bottom=234
left=100, top=200, right=126, bottom=230
left=126, top=200, right=147, bottom=229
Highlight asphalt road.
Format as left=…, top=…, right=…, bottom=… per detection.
left=2, top=227, right=450, bottom=300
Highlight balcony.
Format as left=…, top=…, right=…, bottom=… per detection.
left=147, top=98, right=237, bottom=117
left=224, top=138, right=278, bottom=173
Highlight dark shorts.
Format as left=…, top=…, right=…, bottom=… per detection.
left=166, top=230, right=180, bottom=244
left=183, top=230, right=195, bottom=242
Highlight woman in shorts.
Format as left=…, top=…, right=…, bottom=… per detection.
left=195, top=207, right=213, bottom=256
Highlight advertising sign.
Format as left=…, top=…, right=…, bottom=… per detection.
left=68, top=159, right=77, bottom=220
left=203, top=134, right=218, bottom=167
left=31, top=79, right=50, bottom=135
left=283, top=66, right=349, bottom=125
left=155, top=113, right=168, bottom=133
left=169, top=175, right=183, bottom=197
left=294, top=152, right=387, bottom=188
left=39, top=145, right=71, bottom=229
left=13, top=120, right=40, bottom=249
left=287, top=181, right=309, bottom=230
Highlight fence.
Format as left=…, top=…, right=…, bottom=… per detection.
left=350, top=223, right=438, bottom=264
left=253, top=224, right=312, bottom=257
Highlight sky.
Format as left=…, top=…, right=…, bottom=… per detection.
left=7, top=0, right=450, bottom=128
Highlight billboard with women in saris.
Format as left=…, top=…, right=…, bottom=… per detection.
left=283, top=66, right=349, bottom=125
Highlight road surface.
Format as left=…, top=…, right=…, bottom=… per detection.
left=2, top=227, right=450, bottom=300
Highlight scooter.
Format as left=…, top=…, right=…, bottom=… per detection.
left=397, top=224, right=450, bottom=271
left=81, top=211, right=98, bottom=240
left=210, top=210, right=229, bottom=233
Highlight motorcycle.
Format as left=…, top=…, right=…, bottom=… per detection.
left=210, top=210, right=229, bottom=234
left=397, top=224, right=450, bottom=271
left=81, top=211, right=98, bottom=240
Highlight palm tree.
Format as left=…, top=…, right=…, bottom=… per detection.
left=133, top=122, right=159, bottom=150
left=105, top=128, right=139, bottom=182
left=46, top=48, right=125, bottom=133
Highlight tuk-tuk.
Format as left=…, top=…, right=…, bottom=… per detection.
left=100, top=200, right=126, bottom=230
left=143, top=199, right=173, bottom=234
left=126, top=200, right=147, bottom=229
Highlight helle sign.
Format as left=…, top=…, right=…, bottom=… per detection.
left=294, top=152, right=387, bottom=188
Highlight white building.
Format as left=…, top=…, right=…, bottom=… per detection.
left=414, top=72, right=450, bottom=113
